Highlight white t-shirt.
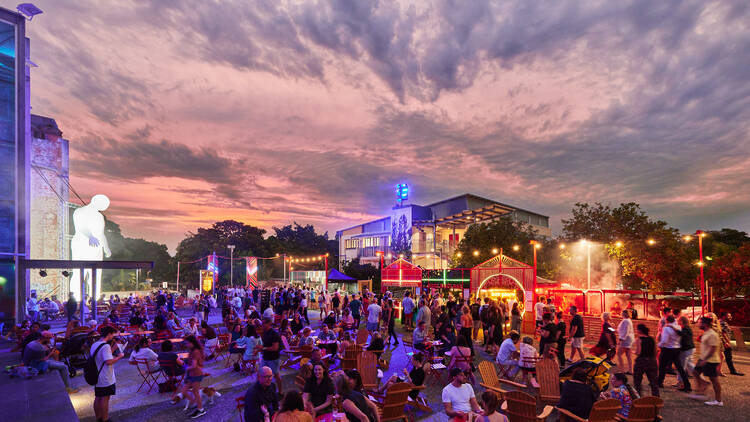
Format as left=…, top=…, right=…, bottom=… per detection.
left=497, top=338, right=518, bottom=364
left=91, top=340, right=115, bottom=387
left=617, top=318, right=634, bottom=342
left=402, top=297, right=415, bottom=314
left=367, top=303, right=382, bottom=323
left=442, top=382, right=475, bottom=413
left=534, top=302, right=545, bottom=321
left=129, top=347, right=159, bottom=374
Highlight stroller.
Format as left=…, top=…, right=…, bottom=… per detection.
left=559, top=355, right=614, bottom=395
left=59, top=332, right=93, bottom=378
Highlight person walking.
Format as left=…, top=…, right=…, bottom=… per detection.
left=555, top=311, right=567, bottom=368
left=657, top=315, right=690, bottom=391
left=632, top=324, right=659, bottom=397
left=676, top=316, right=695, bottom=391
left=568, top=306, right=585, bottom=362
left=617, top=309, right=635, bottom=374
left=689, top=317, right=724, bottom=406
left=719, top=312, right=745, bottom=376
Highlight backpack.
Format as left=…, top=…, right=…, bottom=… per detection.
left=84, top=343, right=107, bottom=386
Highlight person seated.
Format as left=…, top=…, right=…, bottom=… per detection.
left=448, top=336, right=473, bottom=373
left=495, top=331, right=521, bottom=380
left=557, top=368, right=597, bottom=420
left=128, top=310, right=145, bottom=328
left=183, top=318, right=199, bottom=337
left=303, top=362, right=335, bottom=416
left=438, top=323, right=457, bottom=355
left=479, top=390, right=509, bottom=422
left=153, top=314, right=167, bottom=331
left=166, top=312, right=183, bottom=337
left=442, top=367, right=482, bottom=421
left=290, top=313, right=304, bottom=335
left=247, top=307, right=261, bottom=321
left=323, top=311, right=336, bottom=329
left=310, top=347, right=327, bottom=366
left=275, top=390, right=314, bottom=422
left=262, top=304, right=275, bottom=320
left=244, top=366, right=280, bottom=422
left=298, top=327, right=314, bottom=347
left=600, top=372, right=636, bottom=418
left=20, top=322, right=42, bottom=353
left=413, top=320, right=429, bottom=351
left=23, top=331, right=79, bottom=394
left=158, top=340, right=186, bottom=377
left=318, top=325, right=337, bottom=342
left=381, top=352, right=428, bottom=401
left=518, top=336, right=537, bottom=384
left=235, top=325, right=263, bottom=373
left=367, top=331, right=385, bottom=357
left=106, top=310, right=118, bottom=325
left=200, top=320, right=218, bottom=358
left=129, top=337, right=160, bottom=374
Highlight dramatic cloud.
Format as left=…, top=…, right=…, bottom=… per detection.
left=25, top=0, right=750, bottom=249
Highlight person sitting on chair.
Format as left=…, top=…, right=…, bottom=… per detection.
left=496, top=330, right=521, bottom=380
left=413, top=320, right=429, bottom=351
left=557, top=368, right=597, bottom=420
left=442, top=367, right=482, bottom=421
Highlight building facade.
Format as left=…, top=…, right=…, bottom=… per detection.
left=336, top=194, right=550, bottom=270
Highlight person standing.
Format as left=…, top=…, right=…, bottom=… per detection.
left=657, top=315, right=690, bottom=391
left=617, top=310, right=635, bottom=374
left=633, top=324, right=659, bottom=397
left=416, top=299, right=431, bottom=329
left=470, top=298, right=481, bottom=342
left=538, top=313, right=557, bottom=357
left=65, top=292, right=78, bottom=322
left=568, top=306, right=585, bottom=362
left=676, top=316, right=695, bottom=391
left=366, top=299, right=382, bottom=332
left=260, top=317, right=283, bottom=393
left=27, top=292, right=40, bottom=322
left=689, top=317, right=724, bottom=406
left=349, top=294, right=362, bottom=328
left=719, top=312, right=745, bottom=376
left=555, top=311, right=567, bottom=368
left=510, top=302, right=522, bottom=335
left=534, top=296, right=546, bottom=333
left=385, top=299, right=398, bottom=346
left=91, top=326, right=124, bottom=422
left=402, top=292, right=415, bottom=331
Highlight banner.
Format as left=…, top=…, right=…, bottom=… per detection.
left=246, top=257, right=258, bottom=288
left=207, top=252, right=219, bottom=285
left=200, top=270, right=214, bottom=294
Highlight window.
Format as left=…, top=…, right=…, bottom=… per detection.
left=363, top=237, right=379, bottom=247
left=345, top=239, right=359, bottom=249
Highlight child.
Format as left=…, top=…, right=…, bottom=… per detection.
left=519, top=336, right=537, bottom=385
left=601, top=372, right=637, bottom=418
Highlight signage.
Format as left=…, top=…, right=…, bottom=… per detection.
left=162, top=282, right=168, bottom=289
left=200, top=270, right=214, bottom=294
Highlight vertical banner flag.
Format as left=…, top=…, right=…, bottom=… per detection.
left=246, top=257, right=258, bottom=288
left=207, top=252, right=219, bottom=285
left=200, top=270, right=214, bottom=294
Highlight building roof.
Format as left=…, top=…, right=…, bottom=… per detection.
left=31, top=114, right=63, bottom=139
left=424, top=193, right=548, bottom=219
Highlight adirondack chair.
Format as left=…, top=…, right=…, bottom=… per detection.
left=369, top=382, right=411, bottom=422
left=535, top=357, right=560, bottom=405
left=478, top=361, right=510, bottom=396
left=358, top=351, right=380, bottom=393
left=557, top=398, right=621, bottom=422
left=500, top=390, right=553, bottom=422
left=281, top=344, right=312, bottom=369
left=615, top=396, right=663, bottom=422
left=342, top=344, right=363, bottom=371
left=402, top=336, right=415, bottom=356
left=356, top=327, right=370, bottom=346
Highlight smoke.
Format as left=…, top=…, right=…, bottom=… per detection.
left=556, top=241, right=621, bottom=290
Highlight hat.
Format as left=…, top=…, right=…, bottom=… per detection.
left=41, top=331, right=53, bottom=338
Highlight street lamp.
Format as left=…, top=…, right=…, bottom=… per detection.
left=472, top=250, right=479, bottom=256
left=529, top=240, right=541, bottom=304
left=684, top=230, right=708, bottom=314
left=581, top=239, right=591, bottom=290
left=512, top=245, right=520, bottom=252
left=227, top=245, right=235, bottom=287
left=491, top=248, right=499, bottom=255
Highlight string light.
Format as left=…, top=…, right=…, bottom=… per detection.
left=614, top=241, right=623, bottom=247
left=456, top=252, right=462, bottom=257
left=512, top=245, right=520, bottom=251
left=647, top=239, right=656, bottom=245
left=559, top=244, right=566, bottom=250
left=491, top=248, right=499, bottom=255
left=472, top=250, right=479, bottom=256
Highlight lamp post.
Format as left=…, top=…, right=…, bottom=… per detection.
left=530, top=240, right=541, bottom=303
left=228, top=245, right=235, bottom=287
left=580, top=240, right=591, bottom=290
left=685, top=231, right=707, bottom=314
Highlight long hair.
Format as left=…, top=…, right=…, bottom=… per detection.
left=280, top=390, right=305, bottom=413
left=343, top=369, right=363, bottom=392
left=184, top=335, right=203, bottom=354
left=245, top=324, right=258, bottom=338
left=134, top=337, right=149, bottom=353
left=334, top=372, right=353, bottom=397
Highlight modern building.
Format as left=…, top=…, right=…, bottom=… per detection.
left=336, top=193, right=550, bottom=270
left=0, top=7, right=28, bottom=324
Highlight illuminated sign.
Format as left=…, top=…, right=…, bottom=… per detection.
left=200, top=270, right=214, bottom=293
left=395, top=183, right=409, bottom=202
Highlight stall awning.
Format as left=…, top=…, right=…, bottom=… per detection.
left=381, top=258, right=422, bottom=287
left=327, top=269, right=357, bottom=282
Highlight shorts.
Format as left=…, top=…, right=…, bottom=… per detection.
left=695, top=362, right=719, bottom=378
left=263, top=358, right=280, bottom=374
left=186, top=374, right=205, bottom=383
left=95, top=384, right=116, bottom=397
left=366, top=322, right=378, bottom=331
left=571, top=337, right=584, bottom=348
left=619, top=337, right=634, bottom=348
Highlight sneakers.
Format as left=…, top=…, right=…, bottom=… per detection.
left=704, top=400, right=724, bottom=406
left=190, top=408, right=206, bottom=418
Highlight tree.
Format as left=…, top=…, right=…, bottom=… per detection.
left=341, top=258, right=380, bottom=282
left=706, top=244, right=750, bottom=299
left=452, top=216, right=539, bottom=267
left=562, top=202, right=694, bottom=291
left=266, top=222, right=338, bottom=275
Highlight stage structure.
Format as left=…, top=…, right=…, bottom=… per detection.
left=470, top=252, right=537, bottom=311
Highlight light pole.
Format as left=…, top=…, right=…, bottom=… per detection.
left=581, top=240, right=591, bottom=290
left=228, top=244, right=235, bottom=287
left=684, top=231, right=707, bottom=314
left=530, top=240, right=541, bottom=302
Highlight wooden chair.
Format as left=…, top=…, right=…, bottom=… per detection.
left=535, top=357, right=560, bottom=405
left=478, top=361, right=510, bottom=396
left=358, top=351, right=380, bottom=393
left=369, top=382, right=411, bottom=422
left=401, top=336, right=415, bottom=356
left=158, top=359, right=185, bottom=395
left=615, top=396, right=663, bottom=422
left=449, top=353, right=476, bottom=384
left=557, top=398, right=621, bottom=422
left=342, top=344, right=363, bottom=371
left=356, top=327, right=370, bottom=347
left=732, top=327, right=746, bottom=352
left=501, top=390, right=553, bottom=422
left=280, top=344, right=310, bottom=369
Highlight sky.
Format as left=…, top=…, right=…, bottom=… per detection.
left=22, top=0, right=750, bottom=251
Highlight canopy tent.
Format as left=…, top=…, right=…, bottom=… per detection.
left=380, top=258, right=422, bottom=292
left=327, top=268, right=357, bottom=282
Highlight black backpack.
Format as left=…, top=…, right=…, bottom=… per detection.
left=84, top=343, right=107, bottom=385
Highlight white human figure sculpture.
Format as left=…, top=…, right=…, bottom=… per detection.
left=70, top=194, right=111, bottom=301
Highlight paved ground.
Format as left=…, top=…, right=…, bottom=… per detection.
left=5, top=311, right=750, bottom=421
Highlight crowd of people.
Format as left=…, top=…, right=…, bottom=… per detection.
left=7, top=286, right=746, bottom=421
